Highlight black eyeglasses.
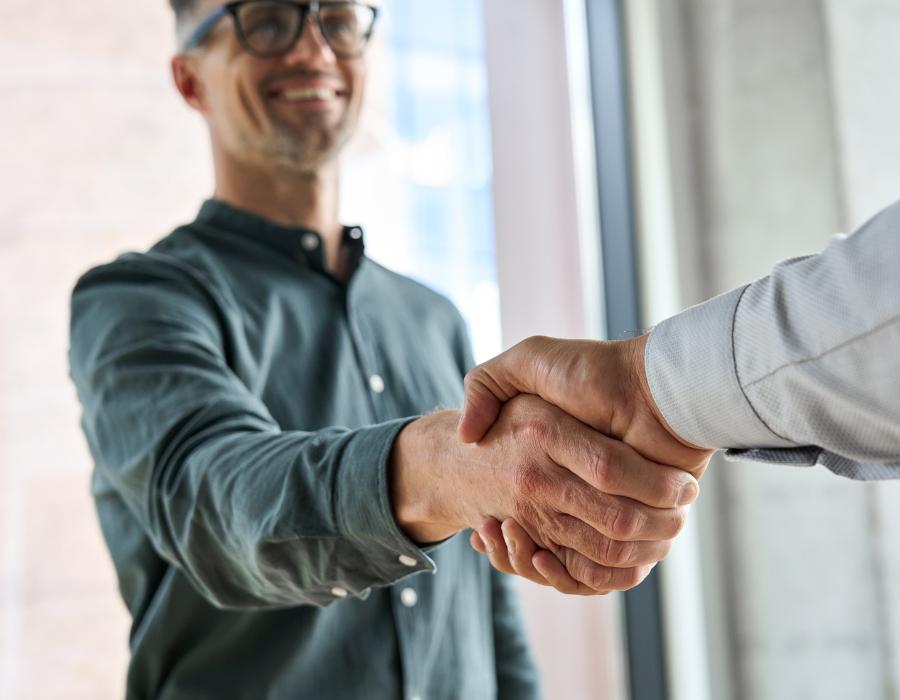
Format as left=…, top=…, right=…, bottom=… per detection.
left=182, top=1, right=378, bottom=59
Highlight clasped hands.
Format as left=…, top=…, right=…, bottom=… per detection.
left=459, top=334, right=712, bottom=595
left=391, top=334, right=713, bottom=596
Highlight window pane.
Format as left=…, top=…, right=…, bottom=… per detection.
left=341, top=0, right=501, bottom=362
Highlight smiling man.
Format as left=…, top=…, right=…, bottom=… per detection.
left=68, top=2, right=699, bottom=698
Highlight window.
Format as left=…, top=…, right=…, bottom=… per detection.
left=341, top=0, right=501, bottom=362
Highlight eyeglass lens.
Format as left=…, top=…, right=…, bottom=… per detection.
left=235, top=2, right=375, bottom=57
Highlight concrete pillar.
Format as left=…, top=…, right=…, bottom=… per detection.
left=659, top=1, right=895, bottom=697
left=823, top=3, right=900, bottom=697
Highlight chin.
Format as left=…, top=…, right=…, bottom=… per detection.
left=267, top=126, right=353, bottom=170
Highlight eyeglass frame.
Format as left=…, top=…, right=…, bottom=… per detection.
left=180, top=0, right=379, bottom=58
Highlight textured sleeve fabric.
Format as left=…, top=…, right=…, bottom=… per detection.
left=69, top=255, right=432, bottom=610
left=645, top=200, right=900, bottom=480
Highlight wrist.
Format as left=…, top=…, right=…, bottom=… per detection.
left=389, top=411, right=467, bottom=543
left=630, top=332, right=703, bottom=451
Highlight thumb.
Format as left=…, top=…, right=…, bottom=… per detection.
left=457, top=337, right=551, bottom=442
left=458, top=366, right=506, bottom=443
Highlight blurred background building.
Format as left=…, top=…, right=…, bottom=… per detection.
left=1, top=1, right=899, bottom=699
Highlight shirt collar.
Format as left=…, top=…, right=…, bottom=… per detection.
left=195, top=199, right=366, bottom=275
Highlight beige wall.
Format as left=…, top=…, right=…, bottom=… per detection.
left=0, top=3, right=210, bottom=698
left=1, top=3, right=626, bottom=698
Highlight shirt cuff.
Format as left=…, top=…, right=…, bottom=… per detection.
left=645, top=286, right=794, bottom=450
left=336, top=418, right=439, bottom=586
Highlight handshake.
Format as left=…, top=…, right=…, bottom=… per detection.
left=390, top=334, right=713, bottom=596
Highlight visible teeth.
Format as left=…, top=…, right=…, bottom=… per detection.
left=281, top=87, right=338, bottom=101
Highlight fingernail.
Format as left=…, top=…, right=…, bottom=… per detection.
left=503, top=532, right=515, bottom=555
left=678, top=481, right=699, bottom=506
left=484, top=536, right=495, bottom=554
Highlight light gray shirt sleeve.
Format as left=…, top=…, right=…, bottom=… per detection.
left=645, top=200, right=900, bottom=480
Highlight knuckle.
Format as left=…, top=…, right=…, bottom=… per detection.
left=520, top=335, right=543, bottom=354
left=512, top=463, right=545, bottom=500
left=584, top=564, right=613, bottom=592
left=605, top=502, right=645, bottom=540
left=520, top=415, right=550, bottom=444
left=599, top=536, right=635, bottom=567
left=589, top=445, right=622, bottom=492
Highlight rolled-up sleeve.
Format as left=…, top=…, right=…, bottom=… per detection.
left=646, top=201, right=900, bottom=480
left=69, top=255, right=431, bottom=610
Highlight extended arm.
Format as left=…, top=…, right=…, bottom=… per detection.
left=71, top=256, right=695, bottom=609
left=461, top=200, right=900, bottom=478
left=647, top=201, right=900, bottom=477
left=460, top=200, right=900, bottom=593
left=70, top=257, right=427, bottom=609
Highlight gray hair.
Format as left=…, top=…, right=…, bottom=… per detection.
left=170, top=0, right=204, bottom=51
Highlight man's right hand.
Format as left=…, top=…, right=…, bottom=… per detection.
left=390, top=394, right=699, bottom=594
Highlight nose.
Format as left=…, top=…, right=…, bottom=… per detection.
left=282, top=14, right=336, bottom=66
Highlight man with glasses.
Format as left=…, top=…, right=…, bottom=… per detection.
left=69, top=2, right=700, bottom=697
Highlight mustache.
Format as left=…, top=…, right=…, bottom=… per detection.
left=263, top=68, right=345, bottom=88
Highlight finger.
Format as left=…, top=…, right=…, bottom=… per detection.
left=542, top=418, right=700, bottom=509
left=470, top=530, right=487, bottom=554
left=556, top=477, right=691, bottom=542
left=498, top=519, right=553, bottom=589
left=477, top=518, right=515, bottom=575
left=552, top=548, right=654, bottom=593
left=548, top=513, right=672, bottom=568
left=531, top=550, right=607, bottom=596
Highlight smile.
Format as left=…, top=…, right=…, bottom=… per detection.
left=273, top=87, right=343, bottom=102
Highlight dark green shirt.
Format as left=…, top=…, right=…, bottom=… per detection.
left=69, top=200, right=540, bottom=700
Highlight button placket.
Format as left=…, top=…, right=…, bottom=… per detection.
left=369, top=373, right=385, bottom=394
left=400, top=587, right=418, bottom=608
left=344, top=285, right=388, bottom=422
left=301, top=232, right=320, bottom=251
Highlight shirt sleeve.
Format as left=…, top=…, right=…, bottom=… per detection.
left=490, top=568, right=541, bottom=699
left=645, top=200, right=900, bottom=480
left=69, top=254, right=433, bottom=610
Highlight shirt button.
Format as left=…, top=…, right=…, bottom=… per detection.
left=331, top=587, right=348, bottom=598
left=301, top=233, right=320, bottom=251
left=369, top=374, right=385, bottom=394
left=398, top=554, right=418, bottom=568
left=400, top=587, right=418, bottom=608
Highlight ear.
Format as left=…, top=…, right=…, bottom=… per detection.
left=171, top=55, right=207, bottom=114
